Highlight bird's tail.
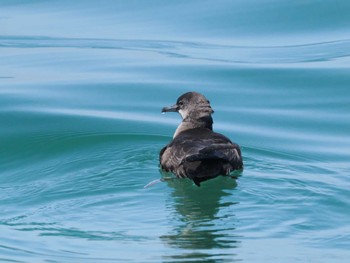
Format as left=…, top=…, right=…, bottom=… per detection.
left=181, top=144, right=243, bottom=186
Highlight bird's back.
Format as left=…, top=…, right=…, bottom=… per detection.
left=160, top=128, right=243, bottom=186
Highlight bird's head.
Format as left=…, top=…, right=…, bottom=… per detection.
left=162, top=91, right=214, bottom=121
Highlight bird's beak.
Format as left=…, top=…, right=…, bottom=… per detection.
left=161, top=104, right=178, bottom=113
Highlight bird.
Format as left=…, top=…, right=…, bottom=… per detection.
left=159, top=91, right=243, bottom=186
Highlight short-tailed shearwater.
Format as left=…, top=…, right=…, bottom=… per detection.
left=159, top=91, right=243, bottom=186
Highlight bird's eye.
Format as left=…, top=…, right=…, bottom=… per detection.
left=178, top=101, right=184, bottom=107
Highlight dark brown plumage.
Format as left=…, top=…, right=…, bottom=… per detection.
left=159, top=92, right=243, bottom=186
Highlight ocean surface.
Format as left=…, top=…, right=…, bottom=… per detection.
left=1, top=1, right=350, bottom=262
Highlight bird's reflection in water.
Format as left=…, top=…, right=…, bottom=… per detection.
left=161, top=175, right=241, bottom=262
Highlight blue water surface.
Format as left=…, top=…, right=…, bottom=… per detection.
left=1, top=1, right=350, bottom=262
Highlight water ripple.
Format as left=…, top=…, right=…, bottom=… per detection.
left=1, top=35, right=350, bottom=64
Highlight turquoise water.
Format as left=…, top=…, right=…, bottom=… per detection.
left=1, top=1, right=350, bottom=262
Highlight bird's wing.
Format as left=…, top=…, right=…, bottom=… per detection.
left=181, top=142, right=241, bottom=165
left=159, top=129, right=243, bottom=175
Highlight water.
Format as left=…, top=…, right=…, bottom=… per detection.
left=1, top=1, right=350, bottom=262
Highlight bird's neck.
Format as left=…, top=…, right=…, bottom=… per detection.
left=173, top=116, right=213, bottom=138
